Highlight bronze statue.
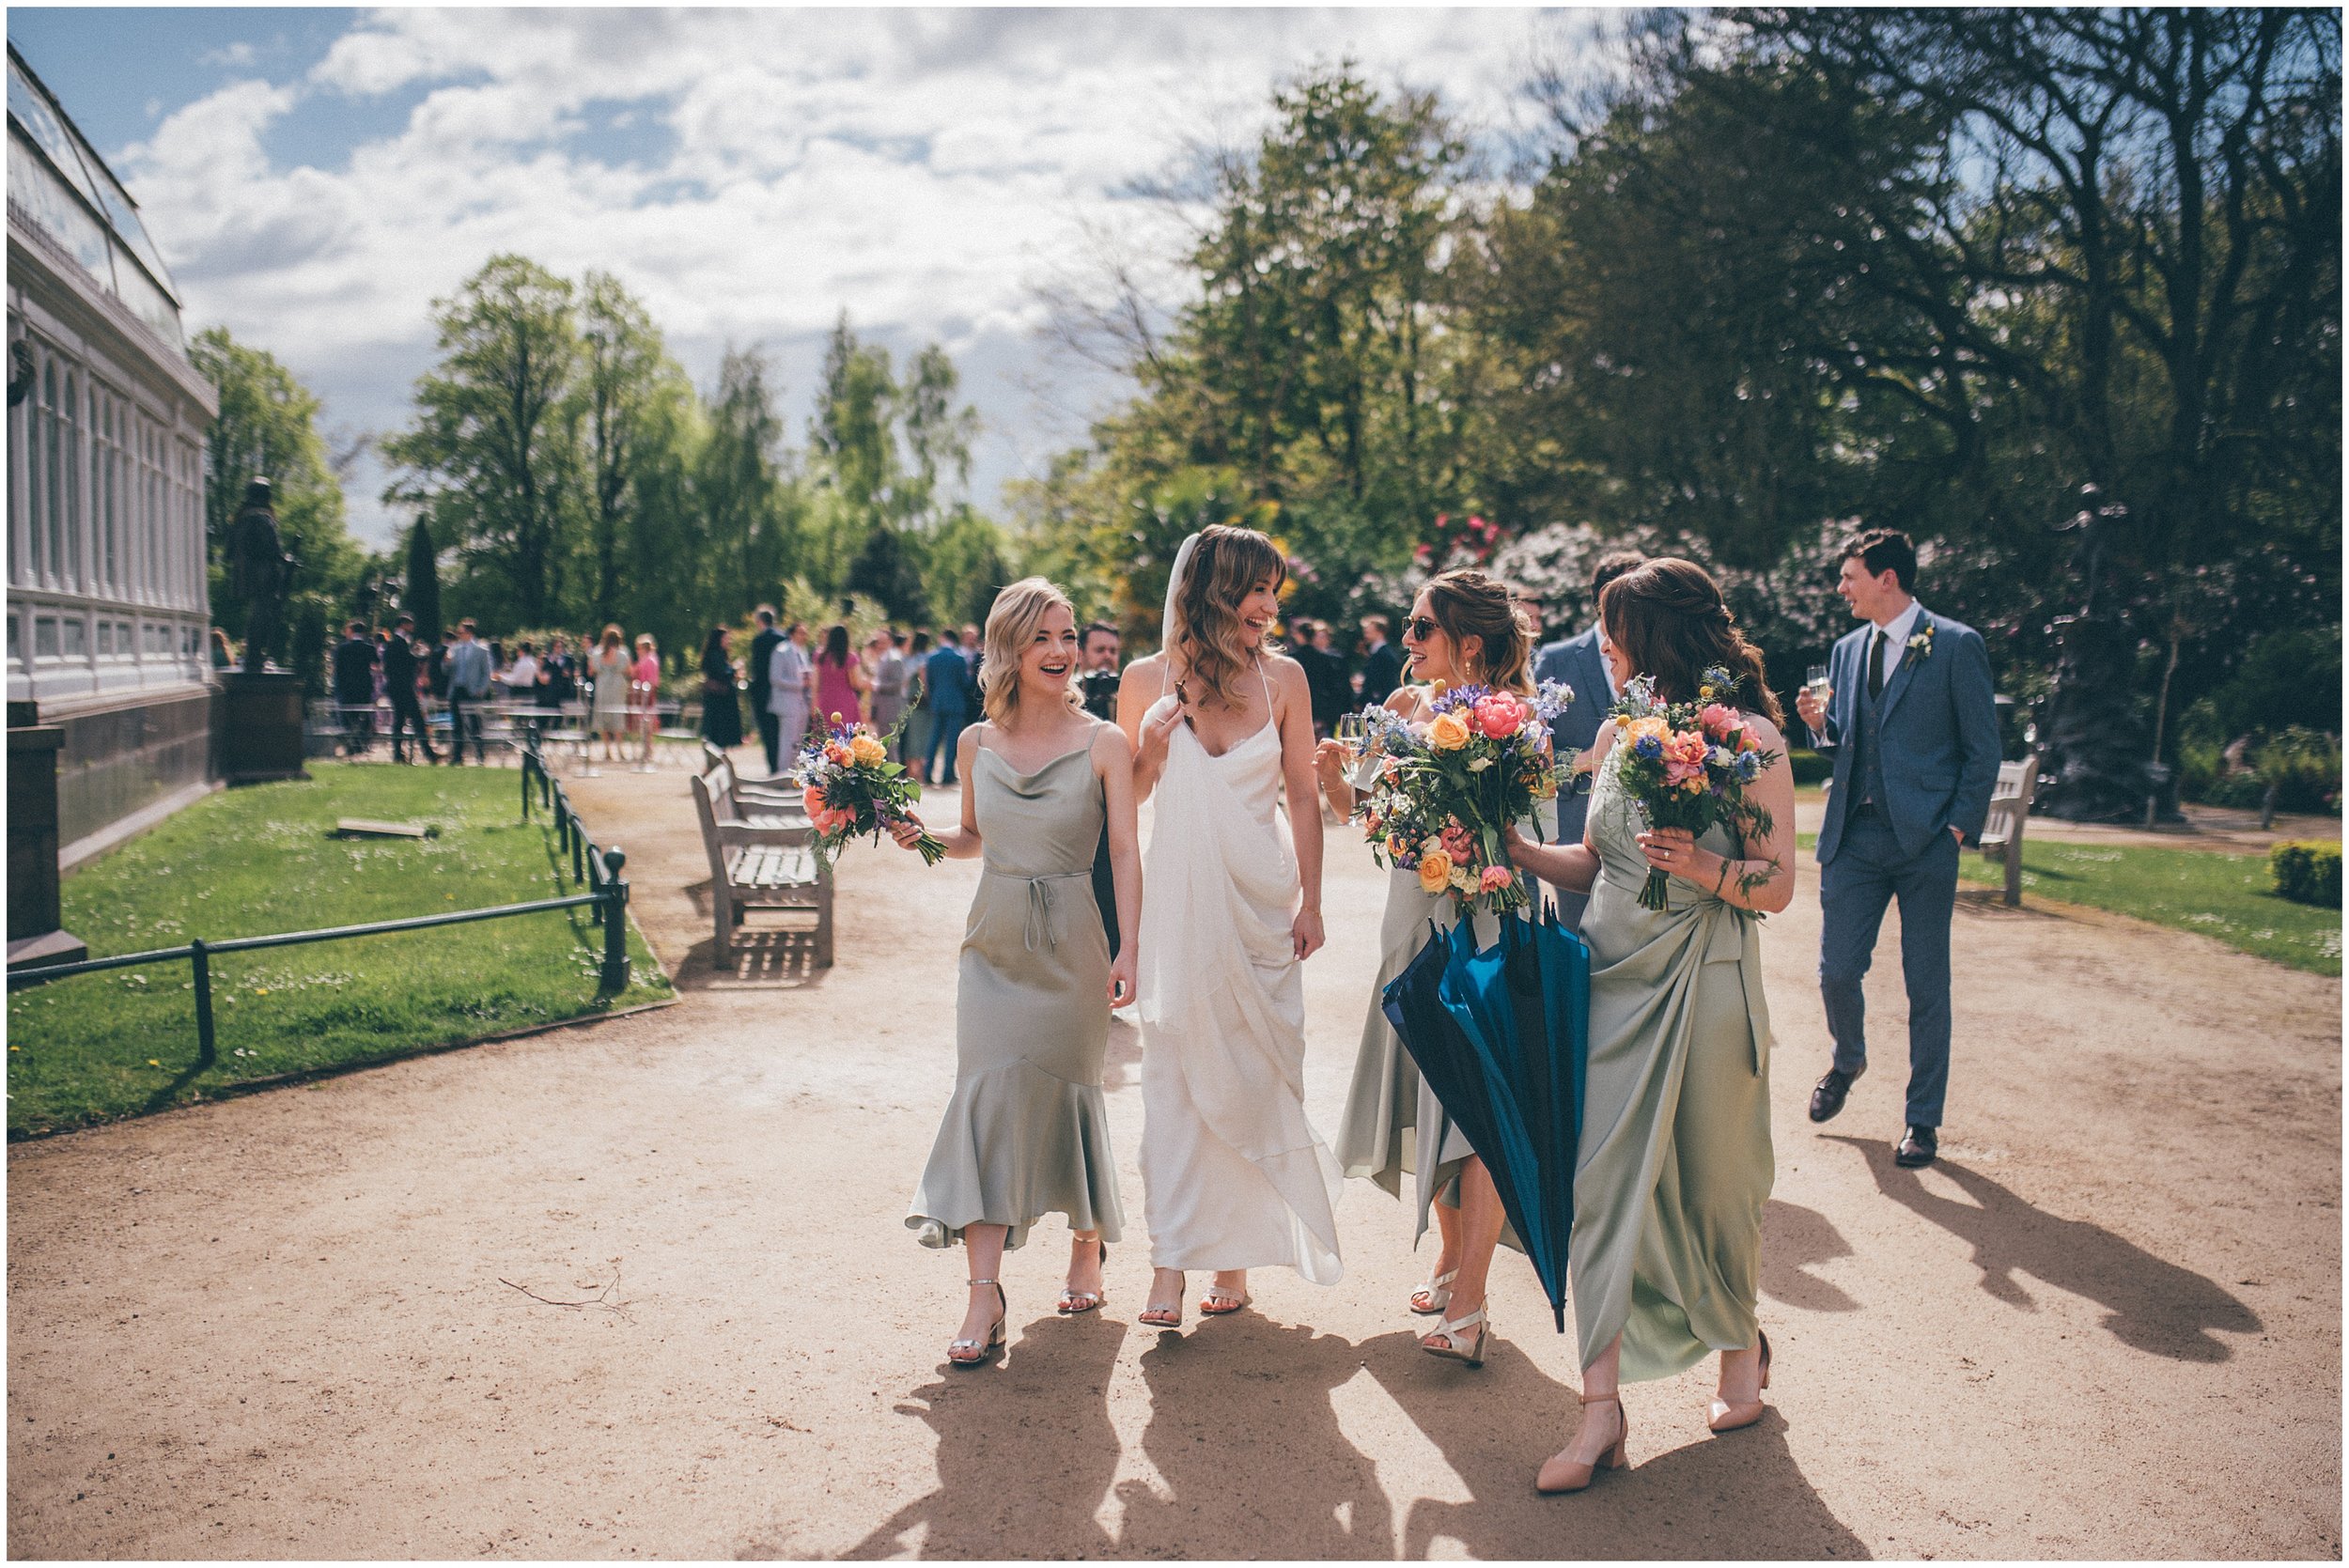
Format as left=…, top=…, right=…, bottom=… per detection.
left=226, top=477, right=295, bottom=674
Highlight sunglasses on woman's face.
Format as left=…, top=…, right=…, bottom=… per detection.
left=1404, top=615, right=1441, bottom=642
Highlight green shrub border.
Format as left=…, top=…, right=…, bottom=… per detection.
left=2270, top=841, right=2342, bottom=908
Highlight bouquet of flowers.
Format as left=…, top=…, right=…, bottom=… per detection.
left=793, top=713, right=946, bottom=868
left=1609, top=665, right=1779, bottom=911
left=1346, top=680, right=1576, bottom=916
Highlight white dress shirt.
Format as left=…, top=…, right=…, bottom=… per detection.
left=1868, top=599, right=1925, bottom=689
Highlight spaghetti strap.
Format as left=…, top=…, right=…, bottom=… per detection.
left=1258, top=656, right=1273, bottom=711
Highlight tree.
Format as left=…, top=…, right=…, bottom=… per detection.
left=402, top=517, right=443, bottom=643
left=1032, top=65, right=1487, bottom=619
left=382, top=255, right=583, bottom=627
left=808, top=314, right=900, bottom=523
left=188, top=327, right=362, bottom=633
left=575, top=271, right=690, bottom=628
left=846, top=523, right=932, bottom=623
left=1723, top=9, right=2341, bottom=788
left=699, top=346, right=793, bottom=612
left=896, top=342, right=978, bottom=525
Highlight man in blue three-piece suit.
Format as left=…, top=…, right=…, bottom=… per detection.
left=1532, top=550, right=1647, bottom=930
left=1797, top=529, right=2000, bottom=1171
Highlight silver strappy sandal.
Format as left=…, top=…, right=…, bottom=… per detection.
left=947, top=1280, right=1006, bottom=1367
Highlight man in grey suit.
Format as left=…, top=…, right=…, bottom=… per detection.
left=1797, top=529, right=2000, bottom=1170
left=1532, top=551, right=1647, bottom=928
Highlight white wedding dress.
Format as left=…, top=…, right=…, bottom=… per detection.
left=1136, top=670, right=1345, bottom=1285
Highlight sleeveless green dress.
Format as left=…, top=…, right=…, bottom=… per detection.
left=906, top=731, right=1124, bottom=1250
left=1572, top=743, right=1775, bottom=1379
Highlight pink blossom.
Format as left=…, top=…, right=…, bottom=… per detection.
left=1471, top=694, right=1525, bottom=739
left=1478, top=864, right=1513, bottom=893
left=1699, top=703, right=1739, bottom=738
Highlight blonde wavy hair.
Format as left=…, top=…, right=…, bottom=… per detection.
left=1173, top=524, right=1286, bottom=712
left=979, top=577, right=1083, bottom=723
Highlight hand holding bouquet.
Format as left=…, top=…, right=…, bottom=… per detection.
left=795, top=714, right=946, bottom=868
left=1609, top=667, right=1779, bottom=911
left=1346, top=680, right=1576, bottom=916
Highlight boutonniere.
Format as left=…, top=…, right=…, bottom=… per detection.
left=1906, top=625, right=1936, bottom=660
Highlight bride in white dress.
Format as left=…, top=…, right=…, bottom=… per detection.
left=1116, top=524, right=1344, bottom=1327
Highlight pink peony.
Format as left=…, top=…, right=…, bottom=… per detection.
left=1478, top=864, right=1514, bottom=893
left=1471, top=694, right=1525, bottom=740
left=1699, top=703, right=1739, bottom=738
left=1664, top=758, right=1705, bottom=788
left=1663, top=729, right=1707, bottom=766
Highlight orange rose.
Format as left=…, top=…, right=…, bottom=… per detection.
left=1418, top=849, right=1455, bottom=894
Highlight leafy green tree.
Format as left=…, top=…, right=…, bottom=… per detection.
left=809, top=314, right=900, bottom=523
left=846, top=523, right=932, bottom=623
left=575, top=271, right=690, bottom=629
left=382, top=255, right=583, bottom=627
left=698, top=346, right=794, bottom=611
left=188, top=327, right=362, bottom=635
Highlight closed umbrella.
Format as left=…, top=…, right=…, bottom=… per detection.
left=1382, top=900, right=1591, bottom=1331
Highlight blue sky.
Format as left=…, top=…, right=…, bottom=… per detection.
left=10, top=8, right=1582, bottom=549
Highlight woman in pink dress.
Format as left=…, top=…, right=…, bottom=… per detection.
left=630, top=634, right=662, bottom=768
left=815, top=623, right=868, bottom=728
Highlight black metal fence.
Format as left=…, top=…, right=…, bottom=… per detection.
left=8, top=736, right=631, bottom=1069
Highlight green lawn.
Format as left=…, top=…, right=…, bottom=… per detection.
left=8, top=763, right=671, bottom=1138
left=1797, top=830, right=2341, bottom=977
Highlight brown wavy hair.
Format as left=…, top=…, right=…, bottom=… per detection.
left=1421, top=568, right=1533, bottom=694
left=1173, top=524, right=1286, bottom=712
left=1599, top=558, right=1783, bottom=725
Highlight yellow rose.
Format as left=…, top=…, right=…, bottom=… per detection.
left=1418, top=850, right=1454, bottom=894
left=848, top=734, right=887, bottom=767
left=1429, top=712, right=1470, bottom=751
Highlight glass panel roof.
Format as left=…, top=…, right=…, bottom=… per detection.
left=8, top=45, right=185, bottom=346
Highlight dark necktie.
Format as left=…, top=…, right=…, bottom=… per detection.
left=1867, top=629, right=1888, bottom=701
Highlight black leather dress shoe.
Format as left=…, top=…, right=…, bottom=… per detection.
left=1808, top=1067, right=1859, bottom=1124
left=1895, top=1125, right=1938, bottom=1168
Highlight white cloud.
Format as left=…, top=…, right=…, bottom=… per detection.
left=112, top=8, right=1586, bottom=547
left=198, top=40, right=257, bottom=70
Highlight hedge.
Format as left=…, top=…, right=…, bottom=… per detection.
left=2269, top=841, right=2342, bottom=908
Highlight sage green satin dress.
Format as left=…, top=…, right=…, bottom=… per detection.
left=1571, top=745, right=1775, bottom=1380
left=1334, top=771, right=1555, bottom=1254
left=907, top=732, right=1124, bottom=1250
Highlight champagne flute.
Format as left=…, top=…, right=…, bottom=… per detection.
left=1334, top=711, right=1368, bottom=765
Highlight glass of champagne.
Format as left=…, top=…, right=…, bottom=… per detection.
left=1334, top=711, right=1368, bottom=766
left=1805, top=664, right=1831, bottom=727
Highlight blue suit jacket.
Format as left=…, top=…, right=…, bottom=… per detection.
left=1533, top=628, right=1613, bottom=846
left=1812, top=606, right=2002, bottom=865
left=924, top=644, right=974, bottom=715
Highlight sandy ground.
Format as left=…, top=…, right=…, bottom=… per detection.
left=8, top=752, right=2341, bottom=1560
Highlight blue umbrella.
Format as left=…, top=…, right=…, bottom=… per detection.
left=1382, top=901, right=1590, bottom=1331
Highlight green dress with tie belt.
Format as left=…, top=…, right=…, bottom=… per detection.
left=1571, top=743, right=1776, bottom=1379
left=908, top=730, right=1125, bottom=1250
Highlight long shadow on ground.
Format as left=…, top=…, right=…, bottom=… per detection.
left=1364, top=1328, right=1869, bottom=1560
left=1823, top=1136, right=2261, bottom=1360
left=839, top=1310, right=1127, bottom=1559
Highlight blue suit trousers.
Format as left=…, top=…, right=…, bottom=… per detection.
left=1818, top=808, right=1958, bottom=1126
left=927, top=706, right=969, bottom=784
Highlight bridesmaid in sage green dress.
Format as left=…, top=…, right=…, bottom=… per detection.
left=890, top=579, right=1143, bottom=1367
left=1503, top=558, right=1796, bottom=1495
left=1314, top=568, right=1553, bottom=1370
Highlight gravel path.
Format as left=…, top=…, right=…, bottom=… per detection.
left=8, top=757, right=2339, bottom=1559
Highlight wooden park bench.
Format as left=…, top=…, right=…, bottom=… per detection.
left=703, top=753, right=808, bottom=831
left=1978, top=753, right=2040, bottom=907
left=690, top=770, right=832, bottom=967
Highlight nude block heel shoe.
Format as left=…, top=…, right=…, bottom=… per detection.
left=1536, top=1393, right=1628, bottom=1494
left=1706, top=1328, right=1772, bottom=1433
